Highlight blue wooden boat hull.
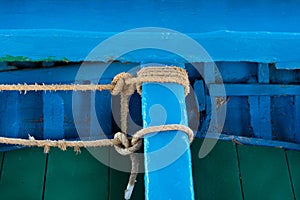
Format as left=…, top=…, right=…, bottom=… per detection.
left=1, top=0, right=300, bottom=199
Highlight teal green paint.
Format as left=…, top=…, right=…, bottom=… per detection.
left=0, top=55, right=70, bottom=62
left=286, top=150, right=300, bottom=199
left=0, top=142, right=299, bottom=199
left=0, top=148, right=46, bottom=200
left=191, top=139, right=242, bottom=200
left=238, top=145, right=294, bottom=200
left=44, top=148, right=109, bottom=200
left=0, top=55, right=31, bottom=62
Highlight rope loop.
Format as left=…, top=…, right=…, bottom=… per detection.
left=113, top=132, right=142, bottom=156
left=111, top=72, right=135, bottom=96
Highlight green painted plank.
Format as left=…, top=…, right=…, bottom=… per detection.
left=0, top=152, right=4, bottom=171
left=0, top=148, right=46, bottom=200
left=109, top=149, right=144, bottom=200
left=191, top=139, right=243, bottom=200
left=44, top=148, right=109, bottom=200
left=286, top=150, right=300, bottom=199
left=238, top=145, right=294, bottom=200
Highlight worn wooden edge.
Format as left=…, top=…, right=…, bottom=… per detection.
left=1, top=30, right=300, bottom=65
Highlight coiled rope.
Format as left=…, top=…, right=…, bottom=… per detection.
left=0, top=66, right=193, bottom=199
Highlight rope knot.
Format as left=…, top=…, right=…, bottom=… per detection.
left=113, top=132, right=142, bottom=156
left=111, top=72, right=135, bottom=96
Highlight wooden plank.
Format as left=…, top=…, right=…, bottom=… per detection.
left=271, top=96, right=295, bottom=142
left=294, top=96, right=300, bottom=143
left=191, top=138, right=243, bottom=200
left=286, top=150, right=300, bottom=199
left=201, top=132, right=300, bottom=151
left=72, top=88, right=91, bottom=138
left=238, top=145, right=294, bottom=200
left=222, top=97, right=252, bottom=137
left=0, top=152, right=4, bottom=174
left=44, top=148, right=109, bottom=200
left=0, top=148, right=47, bottom=200
left=0, top=92, right=20, bottom=138
left=43, top=93, right=64, bottom=139
left=210, top=84, right=300, bottom=96
left=203, top=62, right=215, bottom=84
left=249, top=63, right=272, bottom=140
left=258, top=63, right=269, bottom=84
left=1, top=0, right=300, bottom=34
left=249, top=96, right=272, bottom=140
left=2, top=31, right=300, bottom=64
left=193, top=80, right=206, bottom=111
left=19, top=92, right=44, bottom=139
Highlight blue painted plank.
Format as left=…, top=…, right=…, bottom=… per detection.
left=271, top=96, right=295, bottom=142
left=217, top=62, right=257, bottom=83
left=0, top=62, right=15, bottom=71
left=210, top=84, right=300, bottom=96
left=198, top=132, right=300, bottom=151
left=193, top=80, right=205, bottom=111
left=1, top=30, right=300, bottom=64
left=43, top=93, right=64, bottom=139
left=142, top=70, right=194, bottom=199
left=0, top=92, right=20, bottom=138
left=0, top=63, right=134, bottom=140
left=203, top=62, right=215, bottom=84
left=249, top=96, right=272, bottom=140
left=248, top=63, right=272, bottom=140
left=223, top=97, right=252, bottom=137
left=72, top=88, right=91, bottom=138
left=93, top=90, right=113, bottom=138
left=276, top=62, right=300, bottom=70
left=1, top=0, right=300, bottom=33
left=295, top=96, right=300, bottom=143
left=0, top=62, right=137, bottom=84
left=258, top=63, right=269, bottom=83
left=19, top=92, right=43, bottom=139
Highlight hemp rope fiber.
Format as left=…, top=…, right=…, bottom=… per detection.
left=0, top=66, right=193, bottom=200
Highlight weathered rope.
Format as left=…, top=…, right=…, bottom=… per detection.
left=0, top=83, right=113, bottom=93
left=0, top=66, right=193, bottom=200
left=0, top=124, right=192, bottom=153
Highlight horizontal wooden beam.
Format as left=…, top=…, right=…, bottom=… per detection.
left=198, top=132, right=300, bottom=151
left=1, top=30, right=300, bottom=65
left=210, top=84, right=300, bottom=96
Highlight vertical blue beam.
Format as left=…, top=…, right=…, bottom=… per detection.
left=295, top=96, right=300, bottom=143
left=72, top=84, right=91, bottom=138
left=0, top=92, right=20, bottom=138
left=194, top=80, right=206, bottom=112
left=43, top=93, right=64, bottom=139
left=141, top=65, right=194, bottom=200
left=203, top=62, right=215, bottom=84
left=249, top=63, right=272, bottom=140
left=258, top=63, right=269, bottom=83
left=204, top=62, right=218, bottom=134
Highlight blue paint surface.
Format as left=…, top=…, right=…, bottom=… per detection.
left=295, top=96, right=300, bottom=144
left=0, top=61, right=299, bottom=150
left=0, top=0, right=300, bottom=174
left=142, top=82, right=194, bottom=199
left=1, top=0, right=300, bottom=33
left=0, top=92, right=20, bottom=138
left=2, top=30, right=300, bottom=65
left=210, top=84, right=300, bottom=96
left=248, top=63, right=272, bottom=140
left=43, top=93, right=64, bottom=139
left=1, top=0, right=300, bottom=64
